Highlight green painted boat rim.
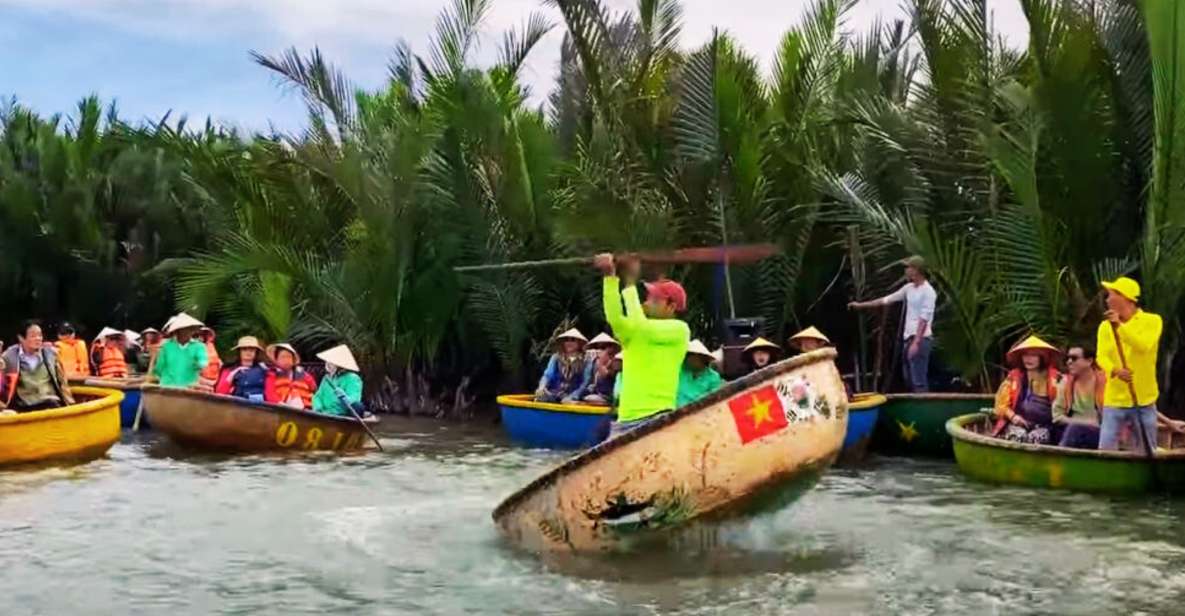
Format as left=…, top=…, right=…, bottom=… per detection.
left=849, top=393, right=887, bottom=410
left=946, top=413, right=1185, bottom=460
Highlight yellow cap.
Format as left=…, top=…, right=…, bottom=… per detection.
left=1102, top=277, right=1141, bottom=302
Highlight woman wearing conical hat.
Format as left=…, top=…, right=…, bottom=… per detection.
left=534, top=328, right=590, bottom=404
left=992, top=335, right=1063, bottom=445
left=742, top=337, right=782, bottom=375
left=214, top=337, right=269, bottom=402
left=265, top=343, right=318, bottom=410
left=580, top=333, right=620, bottom=405
left=94, top=327, right=129, bottom=379
left=137, top=327, right=162, bottom=374
left=788, top=327, right=831, bottom=354
left=151, top=313, right=209, bottom=388
left=312, top=345, right=365, bottom=417
left=677, top=340, right=723, bottom=407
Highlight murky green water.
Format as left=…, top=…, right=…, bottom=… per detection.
left=4, top=420, right=1185, bottom=615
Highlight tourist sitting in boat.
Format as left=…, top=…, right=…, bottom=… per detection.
left=55, top=322, right=90, bottom=379
left=612, top=351, right=624, bottom=407
left=138, top=327, right=162, bottom=374
left=95, top=327, right=130, bottom=379
left=1, top=320, right=75, bottom=411
left=122, top=329, right=142, bottom=373
left=534, top=328, right=589, bottom=403
left=788, top=327, right=831, bottom=354
left=742, top=338, right=782, bottom=374
left=151, top=313, right=209, bottom=388
left=595, top=253, right=690, bottom=438
left=580, top=333, right=621, bottom=405
left=312, top=345, right=364, bottom=417
left=214, top=337, right=269, bottom=402
left=991, top=335, right=1062, bottom=445
left=265, top=343, right=317, bottom=409
left=677, top=339, right=722, bottom=407
left=196, top=326, right=222, bottom=392
left=1052, top=343, right=1104, bottom=449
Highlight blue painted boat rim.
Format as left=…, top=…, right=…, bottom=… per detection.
left=496, top=394, right=614, bottom=416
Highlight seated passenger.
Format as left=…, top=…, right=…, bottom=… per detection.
left=788, top=327, right=831, bottom=354
left=56, top=322, right=90, bottom=379
left=742, top=338, right=782, bottom=375
left=612, top=352, right=624, bottom=407
left=122, top=330, right=142, bottom=373
left=534, top=328, right=588, bottom=403
left=312, top=345, right=364, bottom=417
left=677, top=339, right=723, bottom=407
left=265, top=343, right=317, bottom=409
left=580, top=333, right=621, bottom=405
left=95, top=327, right=130, bottom=379
left=992, top=335, right=1062, bottom=445
left=1052, top=343, right=1104, bottom=449
left=196, top=327, right=222, bottom=392
left=138, top=327, right=162, bottom=374
left=2, top=320, right=75, bottom=412
left=151, top=313, right=209, bottom=388
left=214, top=337, right=269, bottom=402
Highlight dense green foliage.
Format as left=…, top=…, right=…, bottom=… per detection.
left=2, top=0, right=1184, bottom=415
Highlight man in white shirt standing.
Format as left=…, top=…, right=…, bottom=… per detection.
left=849, top=256, right=937, bottom=392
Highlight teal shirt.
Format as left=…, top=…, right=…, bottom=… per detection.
left=603, top=277, right=690, bottom=422
left=152, top=339, right=208, bottom=388
left=677, top=365, right=723, bottom=408
left=312, top=371, right=364, bottom=416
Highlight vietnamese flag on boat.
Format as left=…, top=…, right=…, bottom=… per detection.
left=728, top=385, right=789, bottom=444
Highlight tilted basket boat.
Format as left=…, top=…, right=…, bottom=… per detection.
left=497, top=394, right=613, bottom=449
left=492, top=348, right=848, bottom=552
left=0, top=386, right=124, bottom=467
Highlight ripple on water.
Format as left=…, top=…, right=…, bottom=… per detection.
left=5, top=425, right=1185, bottom=615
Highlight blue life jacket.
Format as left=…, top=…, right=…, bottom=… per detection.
left=232, top=364, right=269, bottom=400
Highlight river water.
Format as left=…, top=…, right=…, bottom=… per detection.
left=4, top=419, right=1185, bottom=615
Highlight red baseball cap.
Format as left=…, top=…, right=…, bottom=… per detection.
left=644, top=279, right=687, bottom=312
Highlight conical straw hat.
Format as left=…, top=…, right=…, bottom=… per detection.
left=140, top=327, right=161, bottom=337
left=743, top=337, right=781, bottom=354
left=95, top=327, right=123, bottom=341
left=586, top=333, right=620, bottom=350
left=711, top=348, right=724, bottom=364
left=555, top=328, right=588, bottom=344
left=789, top=326, right=831, bottom=346
left=267, top=343, right=301, bottom=365
left=123, top=330, right=141, bottom=345
left=686, top=339, right=715, bottom=360
left=317, top=344, right=360, bottom=372
left=166, top=313, right=204, bottom=334
left=1005, top=335, right=1061, bottom=367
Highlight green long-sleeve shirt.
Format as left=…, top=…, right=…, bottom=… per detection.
left=677, top=365, right=723, bottom=408
left=152, top=338, right=208, bottom=388
left=312, top=371, right=364, bottom=417
left=603, top=276, right=689, bottom=422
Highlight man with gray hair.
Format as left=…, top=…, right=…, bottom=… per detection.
left=849, top=256, right=937, bottom=392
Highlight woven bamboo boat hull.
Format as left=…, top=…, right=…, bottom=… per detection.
left=0, top=386, right=123, bottom=466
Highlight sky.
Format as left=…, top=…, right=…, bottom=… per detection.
left=0, top=0, right=1028, bottom=133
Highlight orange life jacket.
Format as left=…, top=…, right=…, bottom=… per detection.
left=271, top=370, right=315, bottom=408
left=98, top=345, right=128, bottom=379
left=57, top=339, right=90, bottom=377
left=1005, top=368, right=1060, bottom=409
left=200, top=341, right=222, bottom=382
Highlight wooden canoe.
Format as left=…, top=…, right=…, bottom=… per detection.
left=498, top=394, right=614, bottom=449
left=493, top=348, right=848, bottom=552
left=871, top=393, right=994, bottom=458
left=838, top=393, right=887, bottom=466
left=0, top=386, right=123, bottom=467
left=142, top=386, right=374, bottom=453
left=947, top=413, right=1185, bottom=494
left=72, top=377, right=147, bottom=428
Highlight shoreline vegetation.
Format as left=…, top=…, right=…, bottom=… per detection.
left=2, top=0, right=1183, bottom=420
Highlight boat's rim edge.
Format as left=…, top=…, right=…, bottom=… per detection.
left=141, top=385, right=369, bottom=428
left=496, top=394, right=614, bottom=416
left=945, top=412, right=1185, bottom=460
left=885, top=393, right=995, bottom=401
left=492, top=347, right=842, bottom=520
left=849, top=393, right=888, bottom=410
left=0, top=386, right=123, bottom=425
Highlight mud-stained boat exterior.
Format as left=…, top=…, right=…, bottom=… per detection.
left=0, top=386, right=123, bottom=466
left=72, top=377, right=146, bottom=428
left=142, top=386, right=373, bottom=453
left=948, top=413, right=1185, bottom=494
left=872, top=393, right=994, bottom=458
left=492, top=349, right=847, bottom=552
left=498, top=394, right=613, bottom=449
left=838, top=393, right=886, bottom=466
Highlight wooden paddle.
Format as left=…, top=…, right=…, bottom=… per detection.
left=1109, top=322, right=1159, bottom=469
left=327, top=377, right=384, bottom=452
left=452, top=244, right=781, bottom=273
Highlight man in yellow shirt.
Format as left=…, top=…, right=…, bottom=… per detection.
left=1096, top=277, right=1161, bottom=453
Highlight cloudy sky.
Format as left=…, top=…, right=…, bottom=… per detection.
left=1, top=0, right=1027, bottom=132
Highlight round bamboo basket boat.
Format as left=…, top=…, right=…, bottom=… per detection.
left=0, top=386, right=124, bottom=467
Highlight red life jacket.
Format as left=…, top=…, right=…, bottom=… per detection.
left=98, top=345, right=128, bottom=379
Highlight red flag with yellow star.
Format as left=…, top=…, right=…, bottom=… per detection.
left=728, top=386, right=788, bottom=444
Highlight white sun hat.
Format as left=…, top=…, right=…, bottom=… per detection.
left=317, top=344, right=360, bottom=372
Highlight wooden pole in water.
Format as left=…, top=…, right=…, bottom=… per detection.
left=1109, top=323, right=1158, bottom=467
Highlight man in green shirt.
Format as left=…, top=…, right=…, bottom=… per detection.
left=595, top=254, right=690, bottom=438
left=677, top=339, right=723, bottom=408
left=152, top=313, right=209, bottom=388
